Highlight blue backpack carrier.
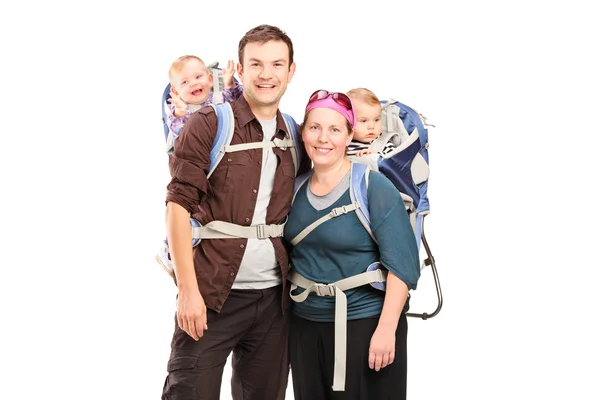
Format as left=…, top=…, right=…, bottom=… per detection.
left=289, top=99, right=442, bottom=321
left=372, top=99, right=441, bottom=319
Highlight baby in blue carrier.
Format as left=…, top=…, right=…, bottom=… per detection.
left=157, top=56, right=242, bottom=274
left=345, top=88, right=400, bottom=159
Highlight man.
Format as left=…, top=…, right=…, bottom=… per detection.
left=161, top=24, right=309, bottom=400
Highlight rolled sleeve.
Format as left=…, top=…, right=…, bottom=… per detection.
left=166, top=109, right=218, bottom=214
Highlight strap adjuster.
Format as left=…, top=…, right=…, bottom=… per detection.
left=273, top=138, right=291, bottom=151
left=256, top=224, right=268, bottom=239
left=255, top=224, right=284, bottom=239
left=315, top=284, right=336, bottom=296
left=330, top=205, right=352, bottom=218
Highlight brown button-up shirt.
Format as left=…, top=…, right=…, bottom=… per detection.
left=166, top=96, right=309, bottom=312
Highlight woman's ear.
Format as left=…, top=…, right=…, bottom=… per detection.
left=346, top=129, right=354, bottom=146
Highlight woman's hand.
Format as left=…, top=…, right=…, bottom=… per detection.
left=368, top=323, right=396, bottom=371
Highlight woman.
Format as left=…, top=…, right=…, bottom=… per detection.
left=284, top=89, right=421, bottom=399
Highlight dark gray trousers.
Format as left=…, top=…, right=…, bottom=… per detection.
left=162, top=285, right=290, bottom=400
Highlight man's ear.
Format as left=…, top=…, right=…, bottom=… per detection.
left=236, top=62, right=243, bottom=80
left=287, top=62, right=296, bottom=83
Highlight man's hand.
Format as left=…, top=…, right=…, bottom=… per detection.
left=176, top=288, right=209, bottom=340
left=168, top=87, right=188, bottom=118
left=222, top=60, right=236, bottom=89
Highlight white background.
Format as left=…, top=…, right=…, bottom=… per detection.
left=1, top=0, right=599, bottom=399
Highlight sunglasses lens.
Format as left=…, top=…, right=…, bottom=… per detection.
left=332, top=93, right=352, bottom=110
left=308, top=90, right=352, bottom=111
left=309, top=89, right=329, bottom=102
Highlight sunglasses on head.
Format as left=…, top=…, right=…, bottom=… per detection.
left=308, top=90, right=353, bottom=110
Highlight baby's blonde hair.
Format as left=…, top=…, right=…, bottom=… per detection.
left=346, top=88, right=381, bottom=107
left=168, top=55, right=208, bottom=85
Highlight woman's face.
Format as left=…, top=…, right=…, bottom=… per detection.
left=302, top=108, right=353, bottom=168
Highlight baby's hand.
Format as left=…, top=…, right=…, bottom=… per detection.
left=356, top=149, right=374, bottom=157
left=222, top=60, right=236, bottom=89
left=168, top=87, right=188, bottom=118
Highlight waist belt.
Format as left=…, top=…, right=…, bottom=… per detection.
left=192, top=220, right=285, bottom=240
left=288, top=266, right=387, bottom=391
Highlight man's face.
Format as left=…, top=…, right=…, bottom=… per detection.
left=237, top=40, right=296, bottom=111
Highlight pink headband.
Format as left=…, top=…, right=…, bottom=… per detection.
left=305, top=94, right=356, bottom=128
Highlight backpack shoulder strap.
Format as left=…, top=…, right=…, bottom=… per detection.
left=288, top=164, right=375, bottom=246
left=208, top=102, right=235, bottom=179
left=379, top=99, right=409, bottom=148
left=162, top=83, right=172, bottom=142
left=349, top=162, right=377, bottom=243
left=292, top=169, right=313, bottom=206
left=282, top=112, right=301, bottom=174
left=206, top=106, right=301, bottom=178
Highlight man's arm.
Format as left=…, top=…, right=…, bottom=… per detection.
left=166, top=110, right=216, bottom=213
left=166, top=109, right=218, bottom=340
left=166, top=201, right=207, bottom=341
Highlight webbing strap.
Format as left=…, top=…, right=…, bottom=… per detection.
left=281, top=115, right=300, bottom=173
left=165, top=132, right=175, bottom=154
left=333, top=286, right=346, bottom=391
left=288, top=268, right=387, bottom=391
left=192, top=221, right=285, bottom=240
left=223, top=138, right=295, bottom=153
left=289, top=268, right=386, bottom=301
left=289, top=202, right=359, bottom=246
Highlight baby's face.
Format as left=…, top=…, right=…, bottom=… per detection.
left=173, top=59, right=213, bottom=105
left=352, top=101, right=382, bottom=143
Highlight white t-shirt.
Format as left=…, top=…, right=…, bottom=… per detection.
left=233, top=117, right=281, bottom=289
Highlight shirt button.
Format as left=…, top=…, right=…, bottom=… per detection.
left=258, top=160, right=261, bottom=164
left=252, top=189, right=257, bottom=193
left=230, top=272, right=235, bottom=277
left=240, top=244, right=245, bottom=248
left=227, top=158, right=232, bottom=162
left=245, top=217, right=250, bottom=222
